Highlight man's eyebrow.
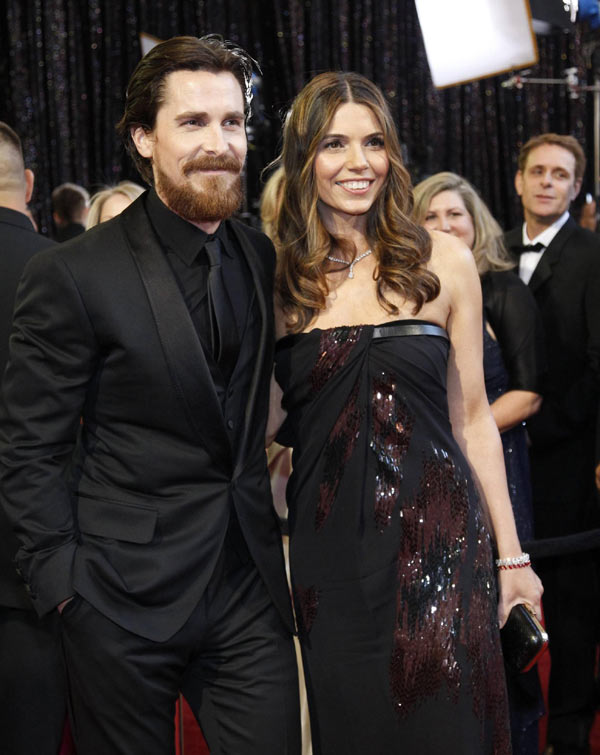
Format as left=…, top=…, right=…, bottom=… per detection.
left=175, top=110, right=246, bottom=121
left=175, top=111, right=207, bottom=121
left=223, top=110, right=246, bottom=121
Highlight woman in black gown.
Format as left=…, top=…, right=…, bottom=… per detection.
left=413, top=172, right=546, bottom=754
left=268, top=73, right=542, bottom=754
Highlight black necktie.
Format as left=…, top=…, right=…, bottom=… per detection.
left=514, top=242, right=545, bottom=254
left=205, top=238, right=238, bottom=372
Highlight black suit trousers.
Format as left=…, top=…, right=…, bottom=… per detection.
left=60, top=538, right=301, bottom=755
left=0, top=608, right=66, bottom=755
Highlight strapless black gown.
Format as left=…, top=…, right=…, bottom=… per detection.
left=275, top=320, right=511, bottom=754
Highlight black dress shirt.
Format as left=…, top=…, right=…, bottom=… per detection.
left=145, top=191, right=257, bottom=557
left=145, top=189, right=252, bottom=393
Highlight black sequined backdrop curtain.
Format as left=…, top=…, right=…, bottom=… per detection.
left=0, top=0, right=596, bottom=235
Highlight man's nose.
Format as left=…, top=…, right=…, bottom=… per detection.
left=202, top=124, right=228, bottom=154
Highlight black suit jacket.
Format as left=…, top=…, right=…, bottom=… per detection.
left=0, top=196, right=294, bottom=641
left=0, top=207, right=55, bottom=610
left=505, top=218, right=600, bottom=533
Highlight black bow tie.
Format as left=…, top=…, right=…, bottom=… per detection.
left=513, top=242, right=545, bottom=254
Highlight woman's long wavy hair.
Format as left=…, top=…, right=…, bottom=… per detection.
left=274, top=71, right=440, bottom=333
left=413, top=172, right=514, bottom=276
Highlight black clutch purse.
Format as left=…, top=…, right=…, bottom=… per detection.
left=500, top=603, right=548, bottom=675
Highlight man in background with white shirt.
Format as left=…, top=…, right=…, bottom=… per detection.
left=505, top=133, right=600, bottom=755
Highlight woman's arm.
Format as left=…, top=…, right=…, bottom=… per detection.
left=266, top=371, right=286, bottom=447
left=433, top=234, right=543, bottom=626
left=266, top=299, right=290, bottom=448
left=490, top=389, right=542, bottom=433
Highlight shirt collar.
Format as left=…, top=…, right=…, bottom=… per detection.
left=146, top=189, right=232, bottom=266
left=522, top=210, right=570, bottom=248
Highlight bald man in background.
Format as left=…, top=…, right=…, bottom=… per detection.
left=0, top=121, right=66, bottom=754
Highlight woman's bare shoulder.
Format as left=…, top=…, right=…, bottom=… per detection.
left=428, top=230, right=474, bottom=272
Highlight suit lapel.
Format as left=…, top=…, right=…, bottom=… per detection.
left=528, top=217, right=576, bottom=294
left=228, top=221, right=271, bottom=476
left=119, top=199, right=231, bottom=468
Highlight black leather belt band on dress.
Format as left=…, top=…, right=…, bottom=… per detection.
left=372, top=323, right=448, bottom=340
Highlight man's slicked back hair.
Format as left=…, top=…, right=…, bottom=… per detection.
left=116, top=35, right=257, bottom=184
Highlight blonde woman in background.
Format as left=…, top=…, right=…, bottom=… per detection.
left=413, top=171, right=546, bottom=755
left=86, top=180, right=145, bottom=229
left=260, top=166, right=285, bottom=243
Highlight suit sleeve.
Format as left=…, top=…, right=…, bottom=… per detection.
left=483, top=271, right=546, bottom=393
left=0, top=249, right=98, bottom=615
left=528, top=246, right=600, bottom=445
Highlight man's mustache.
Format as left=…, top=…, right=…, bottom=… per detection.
left=183, top=156, right=242, bottom=176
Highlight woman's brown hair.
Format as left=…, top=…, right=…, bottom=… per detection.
left=274, top=71, right=439, bottom=333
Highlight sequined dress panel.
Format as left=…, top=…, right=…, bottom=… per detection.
left=275, top=320, right=511, bottom=755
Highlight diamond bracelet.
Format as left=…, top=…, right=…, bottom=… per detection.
left=495, top=552, right=531, bottom=570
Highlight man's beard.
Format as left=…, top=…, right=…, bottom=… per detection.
left=155, top=155, right=244, bottom=224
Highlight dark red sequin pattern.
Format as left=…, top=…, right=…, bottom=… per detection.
left=390, top=447, right=467, bottom=718
left=311, top=327, right=363, bottom=532
left=294, top=584, right=320, bottom=635
left=370, top=371, right=414, bottom=532
left=465, top=516, right=512, bottom=754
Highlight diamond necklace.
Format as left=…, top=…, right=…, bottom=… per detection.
left=325, top=249, right=372, bottom=279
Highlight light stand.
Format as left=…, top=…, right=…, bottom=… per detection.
left=502, top=50, right=600, bottom=199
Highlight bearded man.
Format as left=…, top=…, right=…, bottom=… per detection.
left=0, top=36, right=300, bottom=755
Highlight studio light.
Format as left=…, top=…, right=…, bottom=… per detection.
left=415, top=0, right=538, bottom=88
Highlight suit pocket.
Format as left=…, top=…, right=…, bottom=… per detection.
left=77, top=495, right=158, bottom=544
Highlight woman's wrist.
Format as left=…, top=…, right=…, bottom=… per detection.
left=495, top=552, right=531, bottom=570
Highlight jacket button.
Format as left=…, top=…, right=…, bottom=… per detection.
left=227, top=419, right=234, bottom=430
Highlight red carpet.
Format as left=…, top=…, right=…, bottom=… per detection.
left=176, top=697, right=209, bottom=755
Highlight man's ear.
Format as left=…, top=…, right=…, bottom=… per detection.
left=514, top=170, right=523, bottom=197
left=571, top=178, right=582, bottom=202
left=131, top=126, right=154, bottom=159
left=24, top=168, right=34, bottom=204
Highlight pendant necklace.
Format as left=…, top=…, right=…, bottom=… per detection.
left=326, top=249, right=372, bottom=279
